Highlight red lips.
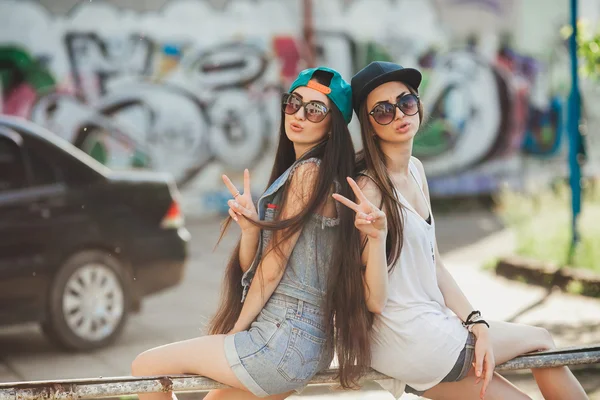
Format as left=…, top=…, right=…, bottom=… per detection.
left=289, top=122, right=304, bottom=132
left=395, top=121, right=411, bottom=133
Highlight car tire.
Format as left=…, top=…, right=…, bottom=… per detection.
left=41, top=250, right=131, bottom=351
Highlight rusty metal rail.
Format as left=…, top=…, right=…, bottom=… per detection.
left=1, top=345, right=599, bottom=400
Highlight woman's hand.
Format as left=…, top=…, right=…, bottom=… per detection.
left=472, top=325, right=495, bottom=399
left=222, top=169, right=259, bottom=234
left=332, top=177, right=387, bottom=241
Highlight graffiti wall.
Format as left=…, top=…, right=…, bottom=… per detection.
left=1, top=0, right=598, bottom=217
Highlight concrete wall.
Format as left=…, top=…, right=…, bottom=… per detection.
left=1, top=0, right=599, bottom=217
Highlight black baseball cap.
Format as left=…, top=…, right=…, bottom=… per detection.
left=351, top=61, right=422, bottom=114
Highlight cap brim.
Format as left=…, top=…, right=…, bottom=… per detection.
left=353, top=68, right=422, bottom=113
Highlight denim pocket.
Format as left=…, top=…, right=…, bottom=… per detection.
left=248, top=307, right=285, bottom=352
left=277, top=327, right=326, bottom=383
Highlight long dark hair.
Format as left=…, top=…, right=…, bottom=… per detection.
left=208, top=71, right=372, bottom=388
left=355, top=84, right=424, bottom=270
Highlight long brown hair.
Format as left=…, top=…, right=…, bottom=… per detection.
left=355, top=84, right=424, bottom=270
left=208, top=71, right=372, bottom=388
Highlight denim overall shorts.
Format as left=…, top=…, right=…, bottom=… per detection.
left=223, top=158, right=338, bottom=396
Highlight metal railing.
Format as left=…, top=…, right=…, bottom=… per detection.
left=1, top=345, right=599, bottom=400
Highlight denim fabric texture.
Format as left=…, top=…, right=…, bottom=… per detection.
left=225, top=157, right=337, bottom=396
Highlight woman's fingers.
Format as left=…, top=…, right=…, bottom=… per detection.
left=474, top=342, right=485, bottom=380
left=369, top=209, right=385, bottom=220
left=481, top=354, right=495, bottom=399
left=222, top=174, right=240, bottom=197
left=346, top=177, right=370, bottom=204
left=228, top=199, right=251, bottom=217
left=243, top=169, right=251, bottom=195
left=228, top=208, right=238, bottom=222
left=357, top=211, right=374, bottom=221
left=332, top=193, right=360, bottom=212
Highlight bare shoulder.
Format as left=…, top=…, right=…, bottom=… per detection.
left=286, top=159, right=320, bottom=206
left=411, top=156, right=429, bottom=183
left=356, top=173, right=383, bottom=208
left=289, top=158, right=320, bottom=183
left=411, top=156, right=431, bottom=200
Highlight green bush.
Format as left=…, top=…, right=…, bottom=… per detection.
left=494, top=179, right=600, bottom=272
left=561, top=19, right=600, bottom=81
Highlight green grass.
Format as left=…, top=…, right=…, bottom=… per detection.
left=481, top=257, right=499, bottom=271
left=493, top=179, right=600, bottom=272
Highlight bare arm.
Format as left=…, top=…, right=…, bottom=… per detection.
left=356, top=177, right=389, bottom=314
left=231, top=163, right=318, bottom=332
left=333, top=176, right=389, bottom=314
left=222, top=169, right=260, bottom=272
left=411, top=157, right=475, bottom=322
left=239, top=229, right=260, bottom=272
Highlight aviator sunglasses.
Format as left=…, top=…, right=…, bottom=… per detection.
left=282, top=92, right=330, bottom=123
left=369, top=93, right=420, bottom=125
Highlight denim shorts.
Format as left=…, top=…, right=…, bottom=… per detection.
left=224, top=293, right=333, bottom=397
left=405, top=332, right=476, bottom=396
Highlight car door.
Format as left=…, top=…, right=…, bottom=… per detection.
left=0, top=128, right=68, bottom=325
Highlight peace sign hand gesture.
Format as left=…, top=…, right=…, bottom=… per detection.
left=222, top=169, right=259, bottom=233
left=332, top=177, right=387, bottom=241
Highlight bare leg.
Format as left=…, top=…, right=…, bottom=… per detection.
left=487, top=321, right=588, bottom=400
left=423, top=369, right=531, bottom=400
left=131, top=335, right=245, bottom=400
left=204, top=389, right=293, bottom=400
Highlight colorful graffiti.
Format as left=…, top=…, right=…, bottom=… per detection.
left=1, top=0, right=598, bottom=215
left=28, top=37, right=285, bottom=187
left=1, top=37, right=292, bottom=188
left=0, top=0, right=306, bottom=198
left=310, top=1, right=597, bottom=195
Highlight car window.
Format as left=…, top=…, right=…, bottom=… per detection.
left=27, top=148, right=62, bottom=186
left=0, top=137, right=27, bottom=192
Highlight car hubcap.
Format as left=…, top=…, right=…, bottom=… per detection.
left=62, top=264, right=124, bottom=342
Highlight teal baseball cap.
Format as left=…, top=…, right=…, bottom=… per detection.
left=288, top=66, right=353, bottom=124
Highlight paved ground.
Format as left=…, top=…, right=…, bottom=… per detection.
left=1, top=209, right=599, bottom=399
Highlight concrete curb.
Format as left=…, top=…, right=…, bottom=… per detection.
left=496, top=256, right=600, bottom=298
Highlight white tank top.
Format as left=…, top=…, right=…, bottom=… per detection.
left=370, top=159, right=468, bottom=397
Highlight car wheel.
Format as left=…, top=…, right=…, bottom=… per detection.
left=41, top=250, right=131, bottom=351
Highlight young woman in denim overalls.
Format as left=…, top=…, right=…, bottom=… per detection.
left=132, top=67, right=372, bottom=399
left=333, top=61, right=588, bottom=400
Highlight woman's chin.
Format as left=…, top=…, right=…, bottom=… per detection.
left=381, top=130, right=417, bottom=143
left=287, top=133, right=325, bottom=147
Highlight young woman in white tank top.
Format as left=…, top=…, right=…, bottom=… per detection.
left=333, top=62, right=587, bottom=400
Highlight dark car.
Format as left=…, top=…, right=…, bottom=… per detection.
left=0, top=115, right=190, bottom=351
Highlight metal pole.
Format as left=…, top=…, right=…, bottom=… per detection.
left=568, top=0, right=582, bottom=253
left=303, top=0, right=316, bottom=68
left=2, top=347, right=600, bottom=400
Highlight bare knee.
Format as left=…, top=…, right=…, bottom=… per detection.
left=535, top=327, right=556, bottom=351
left=131, top=350, right=155, bottom=377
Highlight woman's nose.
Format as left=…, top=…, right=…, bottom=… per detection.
left=394, top=104, right=404, bottom=120
left=294, top=105, right=306, bottom=120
